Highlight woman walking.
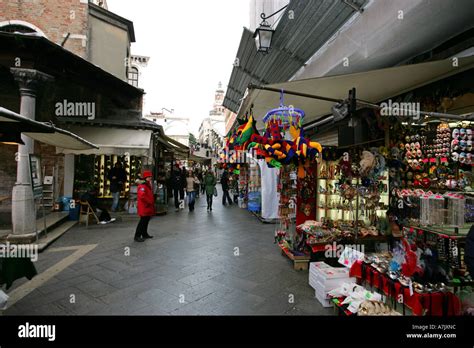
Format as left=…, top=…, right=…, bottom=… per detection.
left=134, top=170, right=155, bottom=242
left=186, top=170, right=200, bottom=212
left=204, top=170, right=217, bottom=211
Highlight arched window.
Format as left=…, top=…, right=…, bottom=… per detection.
left=128, top=67, right=139, bottom=87
left=0, top=24, right=35, bottom=34
left=0, top=20, right=47, bottom=37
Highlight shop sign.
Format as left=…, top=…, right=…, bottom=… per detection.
left=29, top=155, right=43, bottom=199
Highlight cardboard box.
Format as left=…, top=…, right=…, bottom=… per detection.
left=309, top=261, right=331, bottom=273
left=315, top=290, right=332, bottom=307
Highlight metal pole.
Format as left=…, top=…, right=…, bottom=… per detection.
left=248, top=84, right=344, bottom=103
left=355, top=177, right=359, bottom=242
left=34, top=199, right=38, bottom=243
left=246, top=85, right=474, bottom=121
left=42, top=194, right=47, bottom=237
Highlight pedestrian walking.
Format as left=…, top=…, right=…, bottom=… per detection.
left=108, top=162, right=127, bottom=212
left=180, top=166, right=186, bottom=204
left=196, top=170, right=203, bottom=198
left=204, top=170, right=216, bottom=211
left=221, top=170, right=233, bottom=206
left=171, top=164, right=183, bottom=211
left=134, top=170, right=155, bottom=242
left=186, top=170, right=200, bottom=212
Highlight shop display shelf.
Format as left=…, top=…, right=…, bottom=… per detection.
left=351, top=260, right=461, bottom=316
left=404, top=226, right=468, bottom=239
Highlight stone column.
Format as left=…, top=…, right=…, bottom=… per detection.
left=10, top=68, right=53, bottom=235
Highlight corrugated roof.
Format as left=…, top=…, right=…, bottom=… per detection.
left=224, top=0, right=367, bottom=113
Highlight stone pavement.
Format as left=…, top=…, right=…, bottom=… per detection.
left=3, top=189, right=333, bottom=316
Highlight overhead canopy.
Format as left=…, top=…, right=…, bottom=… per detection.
left=0, top=107, right=98, bottom=150
left=224, top=0, right=367, bottom=113
left=56, top=125, right=152, bottom=156
left=237, top=56, right=474, bottom=129
left=155, top=133, right=189, bottom=158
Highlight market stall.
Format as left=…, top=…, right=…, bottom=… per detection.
left=227, top=56, right=474, bottom=315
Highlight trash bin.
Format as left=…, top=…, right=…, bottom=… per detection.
left=61, top=196, right=73, bottom=211
left=69, top=204, right=80, bottom=221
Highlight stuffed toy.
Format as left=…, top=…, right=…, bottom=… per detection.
left=235, top=114, right=258, bottom=148
left=359, top=151, right=376, bottom=177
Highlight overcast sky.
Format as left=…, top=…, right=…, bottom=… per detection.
left=107, top=0, right=249, bottom=135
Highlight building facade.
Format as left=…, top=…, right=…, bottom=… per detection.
left=144, top=109, right=190, bottom=147
left=0, top=0, right=136, bottom=82
left=0, top=1, right=156, bottom=236
left=195, top=82, right=227, bottom=163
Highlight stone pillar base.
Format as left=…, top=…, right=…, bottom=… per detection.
left=12, top=184, right=36, bottom=235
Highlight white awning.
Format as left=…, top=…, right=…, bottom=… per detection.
left=56, top=126, right=153, bottom=156
left=238, top=56, right=474, bottom=128
left=0, top=107, right=98, bottom=150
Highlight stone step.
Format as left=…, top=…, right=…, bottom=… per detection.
left=0, top=211, right=70, bottom=244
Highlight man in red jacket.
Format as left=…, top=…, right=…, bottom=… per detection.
left=134, top=170, right=155, bottom=242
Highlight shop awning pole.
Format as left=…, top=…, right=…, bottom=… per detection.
left=247, top=84, right=344, bottom=104
left=247, top=86, right=474, bottom=122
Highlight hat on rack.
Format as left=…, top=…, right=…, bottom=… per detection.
left=142, top=170, right=153, bottom=178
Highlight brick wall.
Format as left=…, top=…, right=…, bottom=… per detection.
left=35, top=142, right=65, bottom=199
left=0, top=0, right=89, bottom=58
left=0, top=142, right=65, bottom=214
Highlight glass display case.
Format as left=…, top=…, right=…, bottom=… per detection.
left=316, top=159, right=389, bottom=225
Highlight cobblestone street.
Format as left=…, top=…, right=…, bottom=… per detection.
left=4, top=190, right=331, bottom=316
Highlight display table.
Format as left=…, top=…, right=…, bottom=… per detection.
left=350, top=260, right=461, bottom=316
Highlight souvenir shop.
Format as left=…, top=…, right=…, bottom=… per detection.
left=230, top=59, right=474, bottom=316
left=69, top=128, right=188, bottom=215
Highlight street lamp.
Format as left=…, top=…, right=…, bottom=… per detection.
left=254, top=20, right=274, bottom=54
left=253, top=5, right=288, bottom=54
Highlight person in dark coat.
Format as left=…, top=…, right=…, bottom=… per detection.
left=81, top=187, right=113, bottom=223
left=180, top=166, right=186, bottom=202
left=204, top=170, right=216, bottom=211
left=171, top=165, right=183, bottom=211
left=221, top=170, right=233, bottom=206
left=134, top=170, right=155, bottom=242
left=108, top=162, right=127, bottom=212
